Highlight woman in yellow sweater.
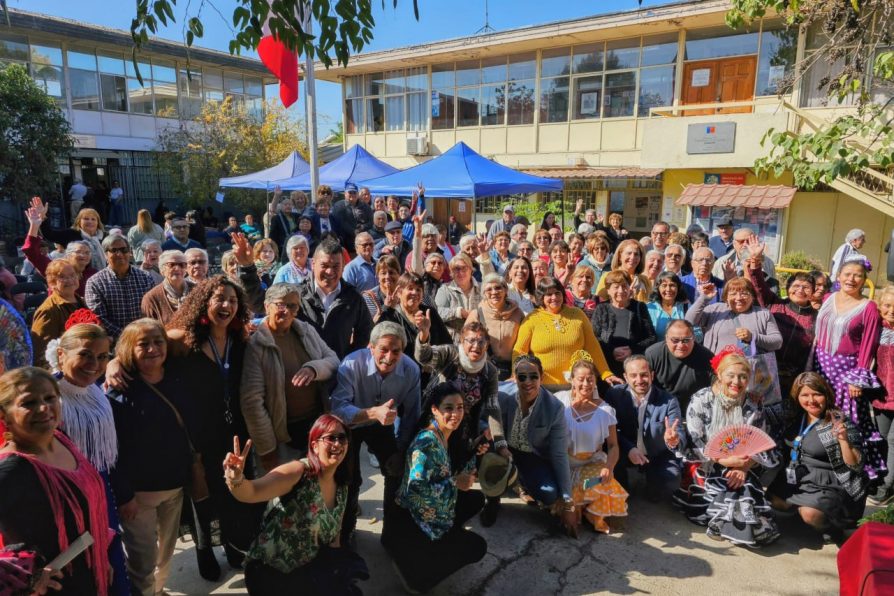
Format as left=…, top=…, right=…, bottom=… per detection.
left=513, top=277, right=623, bottom=390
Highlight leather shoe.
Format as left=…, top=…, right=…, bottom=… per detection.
left=196, top=546, right=221, bottom=581
left=480, top=497, right=500, bottom=527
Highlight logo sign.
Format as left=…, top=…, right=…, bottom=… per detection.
left=704, top=173, right=746, bottom=185
left=687, top=122, right=736, bottom=154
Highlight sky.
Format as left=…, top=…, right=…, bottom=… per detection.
left=17, top=0, right=671, bottom=136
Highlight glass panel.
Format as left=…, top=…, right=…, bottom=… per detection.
left=67, top=49, right=97, bottom=71
left=100, top=73, right=128, bottom=111
left=247, top=97, right=264, bottom=120
left=152, top=60, right=177, bottom=83
left=573, top=75, right=602, bottom=119
left=641, top=34, right=679, bottom=66
left=638, top=65, right=674, bottom=116
left=203, top=69, right=223, bottom=90
left=455, top=60, right=480, bottom=87
left=345, top=75, right=363, bottom=98
left=480, top=83, right=505, bottom=125
left=507, top=79, right=535, bottom=125
left=366, top=96, right=384, bottom=131
left=345, top=98, right=364, bottom=133
left=573, top=43, right=604, bottom=74
left=541, top=47, right=571, bottom=78
left=406, top=67, right=427, bottom=94
left=385, top=95, right=404, bottom=130
left=245, top=77, right=263, bottom=97
left=224, top=72, right=244, bottom=93
left=31, top=64, right=63, bottom=97
left=603, top=71, right=636, bottom=117
left=431, top=63, right=454, bottom=88
left=685, top=28, right=759, bottom=60
left=407, top=92, right=427, bottom=131
left=69, top=68, right=100, bottom=110
left=125, top=59, right=152, bottom=79
left=204, top=89, right=224, bottom=103
left=97, top=53, right=126, bottom=75
left=481, top=56, right=507, bottom=84
left=154, top=79, right=179, bottom=118
left=432, top=88, right=454, bottom=129
left=0, top=34, right=28, bottom=62
left=805, top=24, right=830, bottom=51
left=179, top=69, right=202, bottom=98
left=539, top=76, right=569, bottom=123
left=384, top=69, right=404, bottom=94
left=127, top=77, right=153, bottom=114
left=30, top=44, right=63, bottom=66
left=801, top=53, right=856, bottom=107
left=756, top=28, right=797, bottom=95
left=605, top=39, right=640, bottom=70
left=457, top=86, right=480, bottom=127
left=365, top=72, right=384, bottom=96
left=508, top=53, right=536, bottom=82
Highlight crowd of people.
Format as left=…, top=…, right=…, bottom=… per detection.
left=0, top=183, right=889, bottom=596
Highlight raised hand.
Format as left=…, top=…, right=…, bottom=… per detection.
left=575, top=198, right=584, bottom=214
left=230, top=232, right=254, bottom=266
left=383, top=288, right=398, bottom=309
left=475, top=233, right=490, bottom=256
left=722, top=258, right=737, bottom=281
left=700, top=282, right=718, bottom=300
left=412, top=209, right=427, bottom=232
left=664, top=416, right=680, bottom=448
left=417, top=183, right=425, bottom=196
left=744, top=235, right=765, bottom=261
left=30, top=196, right=48, bottom=220
left=273, top=185, right=282, bottom=199
left=223, top=435, right=252, bottom=481
left=415, top=309, right=431, bottom=342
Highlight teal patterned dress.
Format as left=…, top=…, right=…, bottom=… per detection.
left=247, top=464, right=347, bottom=573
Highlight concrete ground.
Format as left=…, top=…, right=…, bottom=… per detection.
left=165, top=447, right=844, bottom=595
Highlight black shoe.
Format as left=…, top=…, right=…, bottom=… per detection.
left=196, top=547, right=221, bottom=581
left=224, top=543, right=245, bottom=569
left=480, top=498, right=501, bottom=527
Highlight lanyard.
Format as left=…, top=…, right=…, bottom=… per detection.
left=790, top=415, right=820, bottom=464
left=209, top=336, right=233, bottom=425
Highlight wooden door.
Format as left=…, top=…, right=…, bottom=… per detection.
left=716, top=57, right=756, bottom=114
left=682, top=61, right=717, bottom=115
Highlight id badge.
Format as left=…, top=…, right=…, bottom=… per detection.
left=786, top=465, right=798, bottom=485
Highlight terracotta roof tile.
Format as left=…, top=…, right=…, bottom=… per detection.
left=675, top=184, right=796, bottom=209
left=520, top=167, right=664, bottom=179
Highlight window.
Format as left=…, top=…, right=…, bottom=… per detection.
left=871, top=47, right=894, bottom=105
left=638, top=66, right=674, bottom=116
left=541, top=47, right=571, bottom=77
left=539, top=48, right=570, bottom=123
left=344, top=75, right=364, bottom=133
left=605, top=39, right=640, bottom=70
left=573, top=43, right=604, bottom=74
left=203, top=68, right=224, bottom=105
left=685, top=28, right=759, bottom=60
left=30, top=44, right=63, bottom=98
left=573, top=75, right=602, bottom=120
left=366, top=96, right=384, bottom=132
left=508, top=54, right=535, bottom=125
left=384, top=69, right=405, bottom=130
left=245, top=77, right=264, bottom=119
left=406, top=67, right=428, bottom=131
left=641, top=34, right=678, bottom=67
left=480, top=57, right=506, bottom=126
left=756, top=27, right=797, bottom=96
left=153, top=60, right=178, bottom=118
left=604, top=71, right=636, bottom=117
left=98, top=53, right=128, bottom=112
left=432, top=63, right=455, bottom=130
left=0, top=34, right=28, bottom=62
left=68, top=49, right=99, bottom=110
left=801, top=53, right=857, bottom=107
left=179, top=69, right=203, bottom=118
left=457, top=86, right=480, bottom=127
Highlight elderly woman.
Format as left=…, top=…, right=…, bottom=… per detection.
left=23, top=205, right=97, bottom=298
left=830, top=229, right=866, bottom=281
left=273, top=235, right=312, bottom=285
left=221, top=250, right=239, bottom=283
left=576, top=233, right=612, bottom=289
left=30, top=259, right=87, bottom=368
left=490, top=231, right=515, bottom=275
left=768, top=373, right=867, bottom=542
left=673, top=350, right=780, bottom=547
left=685, top=277, right=782, bottom=356
left=33, top=196, right=107, bottom=271
left=141, top=250, right=192, bottom=325
left=139, top=240, right=164, bottom=284
left=421, top=252, right=447, bottom=307
left=592, top=271, right=658, bottom=377
left=253, top=238, right=281, bottom=289
left=513, top=277, right=620, bottom=390
left=241, top=283, right=339, bottom=473
left=595, top=238, right=651, bottom=303
left=504, top=256, right=536, bottom=315
left=380, top=272, right=451, bottom=369
left=554, top=360, right=628, bottom=533
left=128, top=209, right=165, bottom=263
left=409, top=219, right=449, bottom=282
left=600, top=212, right=628, bottom=251
left=531, top=258, right=549, bottom=287
left=646, top=271, right=687, bottom=341
left=644, top=250, right=665, bottom=286
left=565, top=266, right=597, bottom=317
left=872, top=286, right=894, bottom=505
left=466, top=274, right=524, bottom=379
left=0, top=367, right=114, bottom=595
left=362, top=255, right=402, bottom=322
left=567, top=233, right=585, bottom=267
left=110, top=319, right=193, bottom=596
left=812, top=257, right=886, bottom=481
left=548, top=240, right=574, bottom=286
left=435, top=254, right=481, bottom=343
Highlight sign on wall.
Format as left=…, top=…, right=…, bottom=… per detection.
left=704, top=172, right=747, bottom=185
left=691, top=68, right=711, bottom=87
left=687, top=122, right=736, bottom=154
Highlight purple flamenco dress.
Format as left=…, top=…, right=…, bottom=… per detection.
left=813, top=295, right=886, bottom=481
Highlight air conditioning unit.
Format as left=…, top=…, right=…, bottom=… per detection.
left=407, top=135, right=429, bottom=156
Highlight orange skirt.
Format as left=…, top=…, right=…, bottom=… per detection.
left=570, top=460, right=628, bottom=519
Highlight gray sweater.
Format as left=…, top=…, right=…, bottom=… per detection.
left=685, top=295, right=782, bottom=355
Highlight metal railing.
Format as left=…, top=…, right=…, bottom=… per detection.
left=776, top=266, right=876, bottom=300
left=649, top=99, right=766, bottom=117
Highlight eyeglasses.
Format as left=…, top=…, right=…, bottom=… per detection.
left=516, top=373, right=540, bottom=382
left=271, top=302, right=300, bottom=313
left=665, top=253, right=683, bottom=259
left=165, top=262, right=186, bottom=269
left=484, top=287, right=505, bottom=293
left=463, top=337, right=487, bottom=346
left=668, top=337, right=694, bottom=345
left=319, top=433, right=348, bottom=445
left=356, top=242, right=374, bottom=247
left=106, top=247, right=130, bottom=255
left=789, top=283, right=813, bottom=293
left=451, top=266, right=470, bottom=273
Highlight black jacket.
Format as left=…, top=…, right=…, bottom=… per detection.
left=590, top=299, right=657, bottom=375
left=331, top=198, right=373, bottom=246
left=270, top=212, right=299, bottom=260
left=296, top=278, right=373, bottom=359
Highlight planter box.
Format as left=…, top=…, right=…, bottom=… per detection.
left=838, top=521, right=894, bottom=595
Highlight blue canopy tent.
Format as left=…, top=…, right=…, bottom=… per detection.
left=218, top=150, right=310, bottom=190
left=358, top=142, right=563, bottom=198
left=275, top=144, right=399, bottom=192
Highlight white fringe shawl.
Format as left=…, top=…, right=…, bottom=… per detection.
left=58, top=377, right=118, bottom=473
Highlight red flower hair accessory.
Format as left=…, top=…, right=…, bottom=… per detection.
left=710, top=345, right=746, bottom=374
left=64, top=308, right=102, bottom=330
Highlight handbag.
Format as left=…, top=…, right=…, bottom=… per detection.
left=745, top=340, right=783, bottom=405
left=145, top=382, right=210, bottom=502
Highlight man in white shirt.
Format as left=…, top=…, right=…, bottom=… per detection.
left=68, top=179, right=88, bottom=222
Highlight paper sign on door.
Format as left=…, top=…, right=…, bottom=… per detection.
left=691, top=68, right=710, bottom=87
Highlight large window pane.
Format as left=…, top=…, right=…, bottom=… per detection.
left=224, top=72, right=244, bottom=93
left=366, top=97, right=384, bottom=131
left=31, top=64, right=63, bottom=97
left=345, top=98, right=364, bottom=133
left=756, top=28, right=797, bottom=95
left=573, top=75, right=602, bottom=120
left=431, top=63, right=454, bottom=88
left=245, top=77, right=262, bottom=97
left=98, top=53, right=126, bottom=75
left=125, top=59, right=152, bottom=80
left=507, top=79, right=535, bottom=125
left=480, top=83, right=505, bottom=126
left=386, top=95, right=404, bottom=130
left=100, top=73, right=128, bottom=111
left=801, top=53, right=856, bottom=107
left=154, top=79, right=178, bottom=118
left=685, top=28, right=759, bottom=60
left=384, top=69, right=405, bottom=94
left=345, top=74, right=364, bottom=98
left=603, top=71, right=636, bottom=117
left=70, top=68, right=99, bottom=110
left=128, top=78, right=153, bottom=114
left=432, top=88, right=454, bottom=129
left=481, top=56, right=507, bottom=84
left=638, top=66, right=674, bottom=116
left=0, top=34, right=28, bottom=61
left=407, top=92, right=427, bottom=131
left=641, top=34, right=678, bottom=66
left=605, top=39, right=640, bottom=70
left=152, top=60, right=177, bottom=83
left=365, top=72, right=384, bottom=96
left=541, top=47, right=571, bottom=78
left=509, top=53, right=536, bottom=81
left=457, top=87, right=480, bottom=127
left=30, top=44, right=63, bottom=66
left=456, top=60, right=480, bottom=87
left=67, top=49, right=96, bottom=71
left=406, top=67, right=427, bottom=94
left=573, top=43, right=604, bottom=74
left=204, top=89, right=224, bottom=103
left=203, top=69, right=223, bottom=91
left=540, top=76, right=569, bottom=123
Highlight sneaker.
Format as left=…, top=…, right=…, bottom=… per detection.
left=868, top=488, right=894, bottom=506
left=480, top=498, right=501, bottom=527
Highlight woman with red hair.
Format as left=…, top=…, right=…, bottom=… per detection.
left=223, top=414, right=368, bottom=595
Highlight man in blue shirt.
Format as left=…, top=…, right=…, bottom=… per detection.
left=342, top=232, right=377, bottom=292
left=161, top=219, right=201, bottom=251
left=708, top=218, right=735, bottom=258
left=330, top=321, right=421, bottom=544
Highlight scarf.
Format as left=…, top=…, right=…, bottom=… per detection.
left=458, top=347, right=487, bottom=374
left=255, top=259, right=279, bottom=279
left=80, top=231, right=106, bottom=271
left=708, top=390, right=745, bottom=439
left=815, top=295, right=868, bottom=355
left=163, top=279, right=193, bottom=312
left=57, top=378, right=118, bottom=474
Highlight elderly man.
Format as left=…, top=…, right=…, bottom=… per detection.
left=330, top=321, right=421, bottom=544
left=140, top=250, right=192, bottom=324
left=604, top=355, right=686, bottom=501
left=297, top=238, right=373, bottom=359
left=509, top=223, right=528, bottom=254
left=343, top=232, right=377, bottom=292
left=645, top=319, right=714, bottom=413
left=242, top=283, right=340, bottom=472
left=459, top=234, right=483, bottom=282
left=681, top=246, right=725, bottom=305
left=487, top=204, right=516, bottom=241
left=374, top=220, right=412, bottom=271
left=708, top=218, right=735, bottom=258
left=713, top=226, right=777, bottom=281
left=85, top=235, right=156, bottom=338
left=650, top=221, right=671, bottom=253
left=370, top=210, right=388, bottom=242
left=572, top=199, right=598, bottom=232
left=183, top=247, right=209, bottom=283
left=359, top=186, right=372, bottom=206
left=663, top=243, right=686, bottom=276
left=331, top=182, right=373, bottom=247
left=161, top=218, right=201, bottom=251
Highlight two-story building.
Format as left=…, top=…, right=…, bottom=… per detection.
left=315, top=0, right=894, bottom=281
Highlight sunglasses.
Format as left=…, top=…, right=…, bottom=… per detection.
left=319, top=433, right=348, bottom=445
left=668, top=337, right=694, bottom=345
left=516, top=373, right=540, bottom=382
left=106, top=247, right=130, bottom=255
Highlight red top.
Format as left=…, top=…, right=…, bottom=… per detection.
left=22, top=234, right=96, bottom=298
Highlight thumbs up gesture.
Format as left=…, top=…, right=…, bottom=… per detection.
left=415, top=309, right=431, bottom=342
left=664, top=416, right=681, bottom=448
left=373, top=398, right=398, bottom=426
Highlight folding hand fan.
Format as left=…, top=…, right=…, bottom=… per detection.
left=0, top=298, right=32, bottom=371
left=704, top=424, right=776, bottom=460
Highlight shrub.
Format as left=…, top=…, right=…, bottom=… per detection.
left=777, top=250, right=826, bottom=288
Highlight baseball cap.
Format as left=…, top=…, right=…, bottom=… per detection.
left=717, top=218, right=734, bottom=227
left=344, top=182, right=358, bottom=193
left=503, top=204, right=515, bottom=213
left=385, top=220, right=403, bottom=232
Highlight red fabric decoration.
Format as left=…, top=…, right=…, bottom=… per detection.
left=710, top=345, right=746, bottom=374
left=258, top=35, right=299, bottom=108
left=64, top=309, right=101, bottom=331
left=838, top=522, right=894, bottom=596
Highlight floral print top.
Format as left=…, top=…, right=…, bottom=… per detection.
left=397, top=429, right=472, bottom=540
left=247, top=462, right=347, bottom=573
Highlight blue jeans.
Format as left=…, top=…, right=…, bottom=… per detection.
left=511, top=448, right=561, bottom=506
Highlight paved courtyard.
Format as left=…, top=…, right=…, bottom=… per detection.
left=166, top=447, right=843, bottom=595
